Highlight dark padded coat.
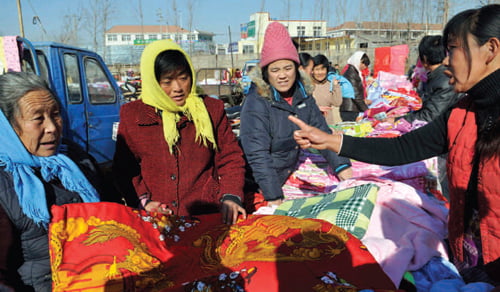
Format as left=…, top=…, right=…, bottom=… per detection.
left=402, top=65, right=463, bottom=123
left=0, top=143, right=100, bottom=292
left=340, top=64, right=369, bottom=113
left=0, top=169, right=84, bottom=292
left=240, top=68, right=351, bottom=201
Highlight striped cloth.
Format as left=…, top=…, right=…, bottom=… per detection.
left=274, top=183, right=378, bottom=238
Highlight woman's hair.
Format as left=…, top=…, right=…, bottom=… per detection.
left=261, top=61, right=300, bottom=85
left=0, top=72, right=55, bottom=127
left=312, top=54, right=330, bottom=68
left=360, top=54, right=370, bottom=66
left=298, top=52, right=312, bottom=68
left=443, top=4, right=500, bottom=77
left=418, top=35, right=446, bottom=65
left=154, top=50, right=192, bottom=82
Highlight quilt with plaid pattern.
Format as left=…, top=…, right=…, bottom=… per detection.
left=274, top=183, right=378, bottom=238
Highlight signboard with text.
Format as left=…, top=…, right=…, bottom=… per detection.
left=133, top=39, right=157, bottom=45
left=240, top=23, right=248, bottom=39
left=247, top=20, right=255, bottom=38
left=228, top=42, right=238, bottom=53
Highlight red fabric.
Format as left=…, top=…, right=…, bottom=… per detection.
left=382, top=88, right=422, bottom=111
left=49, top=202, right=399, bottom=292
left=362, top=67, right=370, bottom=97
left=340, top=64, right=350, bottom=75
left=374, top=47, right=391, bottom=77
left=446, top=98, right=500, bottom=264
left=244, top=192, right=268, bottom=213
left=283, top=96, right=293, bottom=105
left=113, top=97, right=245, bottom=216
left=373, top=45, right=409, bottom=77
left=389, top=45, right=409, bottom=75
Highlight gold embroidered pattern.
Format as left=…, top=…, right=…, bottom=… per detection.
left=194, top=215, right=349, bottom=269
left=50, top=216, right=174, bottom=291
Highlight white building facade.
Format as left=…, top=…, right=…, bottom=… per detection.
left=104, top=25, right=215, bottom=64
left=238, top=12, right=327, bottom=55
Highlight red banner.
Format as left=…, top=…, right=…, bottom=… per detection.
left=374, top=44, right=409, bottom=77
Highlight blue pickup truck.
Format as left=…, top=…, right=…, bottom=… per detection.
left=1, top=36, right=123, bottom=169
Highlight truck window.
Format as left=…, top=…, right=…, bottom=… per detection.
left=35, top=50, right=50, bottom=86
left=84, top=57, right=116, bottom=104
left=63, top=53, right=83, bottom=104
left=20, top=48, right=36, bottom=74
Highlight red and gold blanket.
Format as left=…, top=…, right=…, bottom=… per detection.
left=49, top=202, right=399, bottom=291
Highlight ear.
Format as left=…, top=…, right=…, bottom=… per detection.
left=485, top=37, right=500, bottom=65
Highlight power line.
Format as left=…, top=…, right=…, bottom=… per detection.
left=26, top=0, right=48, bottom=39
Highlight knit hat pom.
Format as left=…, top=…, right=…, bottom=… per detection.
left=260, top=22, right=299, bottom=68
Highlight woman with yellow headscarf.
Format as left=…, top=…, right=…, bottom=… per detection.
left=112, top=40, right=246, bottom=224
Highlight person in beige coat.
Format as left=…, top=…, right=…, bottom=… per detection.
left=311, top=54, right=342, bottom=125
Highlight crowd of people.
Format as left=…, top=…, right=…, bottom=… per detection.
left=0, top=3, right=498, bottom=291
left=290, top=3, right=500, bottom=288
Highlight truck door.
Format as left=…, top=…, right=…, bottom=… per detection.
left=82, top=56, right=120, bottom=166
left=62, top=52, right=88, bottom=153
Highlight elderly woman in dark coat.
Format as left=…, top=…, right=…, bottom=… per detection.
left=0, top=72, right=100, bottom=291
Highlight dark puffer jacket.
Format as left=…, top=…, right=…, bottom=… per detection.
left=0, top=143, right=100, bottom=292
left=402, top=65, right=463, bottom=123
left=240, top=68, right=351, bottom=201
left=0, top=169, right=84, bottom=292
left=340, top=64, right=368, bottom=113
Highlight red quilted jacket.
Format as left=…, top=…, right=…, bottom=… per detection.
left=112, top=97, right=245, bottom=216
left=447, top=98, right=500, bottom=265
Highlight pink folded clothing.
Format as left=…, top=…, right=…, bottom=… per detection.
left=282, top=150, right=438, bottom=199
left=0, top=36, right=21, bottom=72
left=335, top=178, right=449, bottom=287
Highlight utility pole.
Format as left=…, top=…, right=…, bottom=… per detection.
left=228, top=26, right=234, bottom=71
left=157, top=9, right=164, bottom=38
left=16, top=0, right=25, bottom=37
left=442, top=0, right=449, bottom=29
left=138, top=0, right=144, bottom=37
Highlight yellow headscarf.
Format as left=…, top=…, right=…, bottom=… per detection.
left=139, top=40, right=217, bottom=153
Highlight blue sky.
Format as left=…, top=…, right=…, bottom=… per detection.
left=0, top=0, right=486, bottom=44
left=3, top=0, right=336, bottom=43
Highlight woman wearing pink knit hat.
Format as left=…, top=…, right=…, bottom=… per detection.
left=239, top=22, right=352, bottom=211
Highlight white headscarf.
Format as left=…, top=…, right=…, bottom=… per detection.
left=347, top=51, right=366, bottom=81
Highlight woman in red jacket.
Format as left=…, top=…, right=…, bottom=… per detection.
left=112, top=40, right=246, bottom=224
left=289, top=4, right=500, bottom=286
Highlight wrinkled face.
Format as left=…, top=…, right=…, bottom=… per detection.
left=14, top=90, right=62, bottom=157
left=312, top=64, right=328, bottom=82
left=301, top=60, right=314, bottom=76
left=159, top=69, right=192, bottom=106
left=443, top=34, right=495, bottom=92
left=267, top=59, right=296, bottom=94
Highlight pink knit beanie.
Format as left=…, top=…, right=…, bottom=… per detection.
left=260, top=22, right=299, bottom=68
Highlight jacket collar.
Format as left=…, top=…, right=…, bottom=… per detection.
left=428, top=64, right=446, bottom=80
left=468, top=68, right=500, bottom=109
